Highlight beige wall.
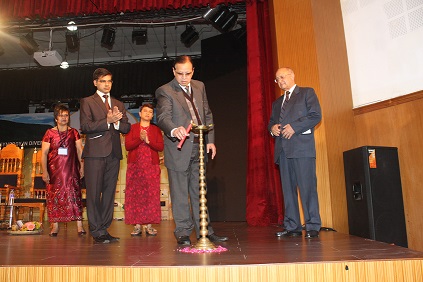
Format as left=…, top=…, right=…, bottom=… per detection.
left=269, top=0, right=423, bottom=251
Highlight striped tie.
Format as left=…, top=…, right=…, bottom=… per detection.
left=279, top=91, right=290, bottom=121
left=103, top=94, right=111, bottom=111
left=183, top=86, right=202, bottom=125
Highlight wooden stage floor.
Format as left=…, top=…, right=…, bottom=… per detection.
left=1, top=220, right=423, bottom=281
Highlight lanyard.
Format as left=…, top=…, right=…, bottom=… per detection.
left=57, top=128, right=68, bottom=148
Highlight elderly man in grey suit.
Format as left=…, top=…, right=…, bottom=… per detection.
left=268, top=67, right=322, bottom=239
left=155, top=55, right=228, bottom=245
left=80, top=68, right=131, bottom=244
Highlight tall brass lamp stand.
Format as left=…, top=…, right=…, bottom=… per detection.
left=192, top=122, right=216, bottom=251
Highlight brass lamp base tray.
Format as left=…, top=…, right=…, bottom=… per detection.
left=193, top=237, right=216, bottom=250
left=8, top=230, right=43, bottom=235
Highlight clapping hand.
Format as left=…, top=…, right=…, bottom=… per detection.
left=107, top=106, right=123, bottom=124
left=140, top=129, right=150, bottom=144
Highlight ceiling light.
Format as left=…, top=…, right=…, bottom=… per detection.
left=132, top=28, right=148, bottom=45
left=60, top=61, right=69, bottom=69
left=180, top=24, right=199, bottom=48
left=101, top=26, right=116, bottom=50
left=162, top=49, right=169, bottom=60
left=20, top=33, right=39, bottom=55
left=161, top=26, right=170, bottom=60
left=61, top=41, right=69, bottom=69
left=67, top=21, right=77, bottom=31
left=203, top=4, right=238, bottom=33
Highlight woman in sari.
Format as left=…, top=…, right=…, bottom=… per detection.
left=41, top=104, right=86, bottom=236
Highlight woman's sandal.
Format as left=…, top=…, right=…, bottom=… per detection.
left=131, top=226, right=142, bottom=236
left=49, top=222, right=59, bottom=237
left=77, top=223, right=87, bottom=236
left=143, top=225, right=157, bottom=236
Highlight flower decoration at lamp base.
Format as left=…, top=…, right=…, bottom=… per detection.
left=8, top=221, right=43, bottom=235
left=178, top=245, right=228, bottom=254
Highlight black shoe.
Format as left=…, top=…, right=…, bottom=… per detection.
left=305, top=230, right=319, bottom=239
left=105, top=233, right=120, bottom=242
left=49, top=232, right=58, bottom=237
left=207, top=233, right=229, bottom=242
left=275, top=230, right=302, bottom=237
left=176, top=236, right=191, bottom=245
left=93, top=235, right=110, bottom=244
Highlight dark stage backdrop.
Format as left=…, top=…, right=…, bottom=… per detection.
left=0, top=60, right=201, bottom=105
left=202, top=30, right=247, bottom=221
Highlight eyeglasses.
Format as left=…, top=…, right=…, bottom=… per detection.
left=175, top=71, right=193, bottom=77
left=98, top=79, right=113, bottom=84
left=274, top=74, right=291, bottom=83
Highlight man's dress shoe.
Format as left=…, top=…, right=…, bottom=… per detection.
left=105, top=233, right=120, bottom=242
left=207, top=234, right=229, bottom=242
left=93, top=235, right=110, bottom=244
left=177, top=236, right=191, bottom=245
left=305, top=230, right=319, bottom=239
left=275, top=230, right=302, bottom=237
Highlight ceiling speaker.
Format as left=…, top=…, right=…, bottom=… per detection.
left=20, top=33, right=39, bottom=55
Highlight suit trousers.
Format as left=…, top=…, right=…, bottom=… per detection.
left=167, top=143, right=214, bottom=238
left=278, top=151, right=321, bottom=232
left=84, top=154, right=120, bottom=237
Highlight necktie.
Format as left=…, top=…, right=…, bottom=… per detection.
left=183, top=86, right=202, bottom=125
left=285, top=91, right=291, bottom=102
left=103, top=94, right=111, bottom=111
left=279, top=91, right=290, bottom=121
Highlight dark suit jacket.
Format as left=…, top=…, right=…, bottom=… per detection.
left=80, top=93, right=131, bottom=159
left=155, top=78, right=214, bottom=172
left=268, top=86, right=322, bottom=164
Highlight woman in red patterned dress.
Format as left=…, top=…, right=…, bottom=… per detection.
left=41, top=104, right=86, bottom=236
left=125, top=104, right=164, bottom=236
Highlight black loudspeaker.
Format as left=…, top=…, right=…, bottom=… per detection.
left=343, top=146, right=408, bottom=247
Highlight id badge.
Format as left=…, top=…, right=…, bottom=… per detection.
left=58, top=147, right=68, bottom=156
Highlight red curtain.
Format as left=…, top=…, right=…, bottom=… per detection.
left=0, top=0, right=243, bottom=18
left=245, top=0, right=283, bottom=226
